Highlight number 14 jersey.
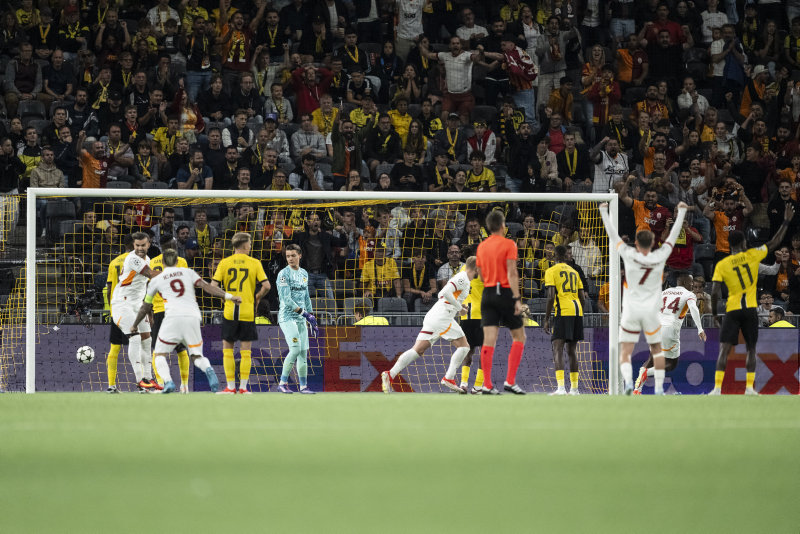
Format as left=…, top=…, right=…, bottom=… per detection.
left=712, top=245, right=767, bottom=312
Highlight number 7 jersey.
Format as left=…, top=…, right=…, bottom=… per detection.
left=617, top=241, right=674, bottom=312
left=712, top=245, right=767, bottom=312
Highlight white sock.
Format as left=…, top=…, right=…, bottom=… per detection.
left=140, top=337, right=153, bottom=379
left=128, top=335, right=143, bottom=382
left=652, top=354, right=665, bottom=393
left=154, top=355, right=172, bottom=383
left=390, top=349, right=420, bottom=378
left=240, top=378, right=248, bottom=390
left=193, top=356, right=211, bottom=371
left=445, top=347, right=470, bottom=380
left=646, top=367, right=655, bottom=377
left=620, top=361, right=633, bottom=385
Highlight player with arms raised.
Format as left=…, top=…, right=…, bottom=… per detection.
left=110, top=231, right=158, bottom=391
left=104, top=234, right=133, bottom=393
left=131, top=249, right=241, bottom=393
left=212, top=232, right=270, bottom=394
left=276, top=244, right=318, bottom=394
left=599, top=198, right=689, bottom=395
left=543, top=245, right=587, bottom=396
left=381, top=256, right=478, bottom=393
left=634, top=272, right=706, bottom=394
left=709, top=204, right=794, bottom=395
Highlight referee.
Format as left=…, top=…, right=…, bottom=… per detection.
left=476, top=209, right=526, bottom=395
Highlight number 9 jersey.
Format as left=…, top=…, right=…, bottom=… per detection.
left=146, top=267, right=203, bottom=320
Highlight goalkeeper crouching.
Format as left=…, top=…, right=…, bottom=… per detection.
left=276, top=244, right=319, bottom=394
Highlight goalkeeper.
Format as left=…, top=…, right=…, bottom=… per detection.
left=276, top=244, right=318, bottom=394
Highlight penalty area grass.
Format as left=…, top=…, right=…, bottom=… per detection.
left=1, top=393, right=798, bottom=533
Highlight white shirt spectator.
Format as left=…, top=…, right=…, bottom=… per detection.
left=677, top=91, right=710, bottom=114
left=569, top=237, right=603, bottom=277
left=456, top=24, right=488, bottom=43
left=437, top=261, right=464, bottom=282
left=709, top=38, right=725, bottom=77
left=437, top=51, right=473, bottom=94
left=396, top=0, right=424, bottom=40
left=701, top=10, right=728, bottom=45
left=291, top=128, right=327, bottom=160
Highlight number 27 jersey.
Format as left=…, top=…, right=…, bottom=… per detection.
left=146, top=267, right=202, bottom=319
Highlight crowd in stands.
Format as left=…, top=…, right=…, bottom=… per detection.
left=3, top=0, right=800, bottom=323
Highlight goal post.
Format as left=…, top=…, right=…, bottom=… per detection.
left=20, top=188, right=620, bottom=394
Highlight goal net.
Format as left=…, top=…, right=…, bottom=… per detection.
left=5, top=189, right=620, bottom=394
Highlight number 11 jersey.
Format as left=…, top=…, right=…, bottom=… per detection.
left=712, top=245, right=767, bottom=312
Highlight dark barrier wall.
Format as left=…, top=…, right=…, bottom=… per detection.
left=3, top=326, right=798, bottom=394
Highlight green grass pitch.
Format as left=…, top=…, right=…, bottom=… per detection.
left=1, top=394, right=798, bottom=533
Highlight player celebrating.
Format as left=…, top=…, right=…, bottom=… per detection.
left=149, top=235, right=191, bottom=393
left=476, top=209, right=526, bottom=395
left=104, top=234, right=133, bottom=394
left=211, top=232, right=270, bottom=394
left=381, top=256, right=478, bottom=394
left=110, top=231, right=157, bottom=392
left=276, top=244, right=319, bottom=394
left=543, top=245, right=587, bottom=396
left=634, top=272, right=706, bottom=394
left=131, top=249, right=241, bottom=393
left=599, top=200, right=689, bottom=395
left=709, top=204, right=794, bottom=395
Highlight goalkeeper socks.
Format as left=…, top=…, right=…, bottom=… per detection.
left=223, top=348, right=236, bottom=389
left=746, top=371, right=755, bottom=390
left=390, top=349, right=420, bottom=379
left=141, top=336, right=153, bottom=380
left=177, top=350, right=190, bottom=386
left=480, top=345, right=495, bottom=387
left=128, top=336, right=144, bottom=382
left=570, top=371, right=579, bottom=391
left=474, top=368, right=484, bottom=389
left=193, top=356, right=211, bottom=372
left=555, top=369, right=565, bottom=388
left=620, top=361, right=633, bottom=387
left=280, top=347, right=300, bottom=384
left=714, top=370, right=724, bottom=390
left=240, top=350, right=252, bottom=390
left=106, top=344, right=120, bottom=387
left=460, top=365, right=470, bottom=387
left=505, top=341, right=524, bottom=385
left=446, top=347, right=470, bottom=380
left=154, top=355, right=172, bottom=384
left=297, top=353, right=308, bottom=387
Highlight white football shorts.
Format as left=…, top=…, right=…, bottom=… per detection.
left=416, top=310, right=465, bottom=344
left=619, top=307, right=661, bottom=344
left=111, top=302, right=151, bottom=335
left=153, top=316, right=203, bottom=356
left=659, top=324, right=682, bottom=359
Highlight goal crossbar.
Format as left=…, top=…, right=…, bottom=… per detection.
left=24, top=188, right=622, bottom=394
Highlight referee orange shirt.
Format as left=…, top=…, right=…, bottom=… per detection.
left=476, top=235, right=518, bottom=288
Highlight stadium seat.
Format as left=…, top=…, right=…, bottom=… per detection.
left=529, top=298, right=547, bottom=314
left=28, top=119, right=50, bottom=135
left=106, top=181, right=131, bottom=189
left=506, top=221, right=523, bottom=237
left=281, top=122, right=299, bottom=138
left=18, top=100, right=46, bottom=121
left=317, top=162, right=332, bottom=179
left=360, top=42, right=382, bottom=58
left=191, top=204, right=222, bottom=220
left=311, top=296, right=337, bottom=324
left=141, top=181, right=169, bottom=189
left=694, top=243, right=715, bottom=262
left=343, top=296, right=372, bottom=317
left=375, top=163, right=395, bottom=178
left=746, top=226, right=769, bottom=247
left=56, top=219, right=80, bottom=241
left=413, top=298, right=434, bottom=313
left=377, top=297, right=407, bottom=325
left=333, top=278, right=356, bottom=300
left=208, top=221, right=223, bottom=236
left=45, top=200, right=77, bottom=240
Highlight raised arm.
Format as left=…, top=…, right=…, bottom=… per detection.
left=687, top=297, right=706, bottom=340
left=662, top=203, right=688, bottom=248
left=197, top=278, right=242, bottom=302
left=765, top=203, right=796, bottom=252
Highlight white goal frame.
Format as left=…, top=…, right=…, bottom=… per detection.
left=25, top=189, right=621, bottom=394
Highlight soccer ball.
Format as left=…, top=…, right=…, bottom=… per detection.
left=76, top=346, right=95, bottom=364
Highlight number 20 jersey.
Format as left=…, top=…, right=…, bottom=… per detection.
left=617, top=241, right=675, bottom=313
left=712, top=245, right=767, bottom=312
left=146, top=267, right=202, bottom=320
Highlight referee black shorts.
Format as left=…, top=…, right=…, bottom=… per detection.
left=152, top=311, right=186, bottom=352
left=551, top=315, right=584, bottom=342
left=720, top=308, right=759, bottom=346
left=480, top=286, right=523, bottom=330
left=109, top=321, right=129, bottom=345
left=461, top=319, right=484, bottom=348
left=222, top=318, right=258, bottom=343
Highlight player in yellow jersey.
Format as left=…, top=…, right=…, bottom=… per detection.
left=211, top=232, right=270, bottom=394
left=543, top=245, right=586, bottom=396
left=710, top=204, right=794, bottom=395
left=149, top=235, right=191, bottom=393
left=105, top=234, right=133, bottom=393
left=458, top=256, right=486, bottom=394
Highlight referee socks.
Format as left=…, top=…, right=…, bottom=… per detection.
left=480, top=346, right=495, bottom=388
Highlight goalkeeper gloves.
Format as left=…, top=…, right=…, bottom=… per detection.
left=302, top=311, right=319, bottom=337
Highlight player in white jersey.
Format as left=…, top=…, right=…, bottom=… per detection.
left=110, top=232, right=157, bottom=391
left=130, top=249, right=243, bottom=394
left=381, top=256, right=478, bottom=394
left=634, top=272, right=707, bottom=394
left=599, top=199, right=688, bottom=395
